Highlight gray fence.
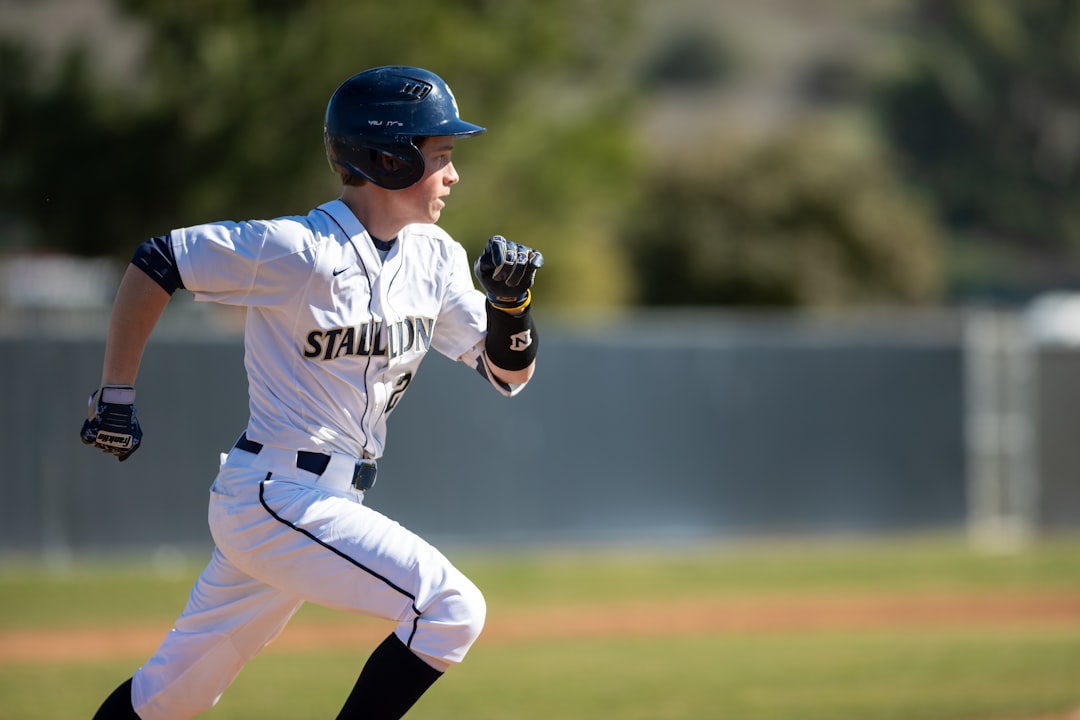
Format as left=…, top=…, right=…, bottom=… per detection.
left=1, top=306, right=1075, bottom=557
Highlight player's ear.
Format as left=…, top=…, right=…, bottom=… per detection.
left=379, top=152, right=401, bottom=172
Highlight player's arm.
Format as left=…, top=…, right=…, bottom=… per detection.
left=482, top=298, right=537, bottom=386
left=473, top=235, right=542, bottom=391
left=100, top=263, right=173, bottom=386
left=80, top=235, right=182, bottom=460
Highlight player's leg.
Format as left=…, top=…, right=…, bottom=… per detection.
left=92, top=678, right=138, bottom=720
left=336, top=632, right=443, bottom=719
left=127, top=546, right=303, bottom=720
left=214, top=473, right=486, bottom=718
left=238, top=475, right=486, bottom=665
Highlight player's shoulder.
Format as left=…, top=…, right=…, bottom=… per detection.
left=265, top=208, right=327, bottom=237
left=401, top=223, right=456, bottom=246
left=246, top=212, right=326, bottom=257
left=180, top=210, right=316, bottom=241
left=400, top=223, right=467, bottom=258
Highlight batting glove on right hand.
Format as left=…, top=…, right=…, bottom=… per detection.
left=80, top=385, right=142, bottom=462
left=473, top=235, right=544, bottom=309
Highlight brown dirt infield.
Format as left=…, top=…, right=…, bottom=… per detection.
left=3, top=589, right=1080, bottom=665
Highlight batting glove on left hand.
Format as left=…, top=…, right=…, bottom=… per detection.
left=474, top=235, right=544, bottom=310
left=80, top=385, right=142, bottom=462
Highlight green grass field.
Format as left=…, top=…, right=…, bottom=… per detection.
left=2, top=534, right=1079, bottom=720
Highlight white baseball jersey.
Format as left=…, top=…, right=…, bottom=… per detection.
left=170, top=198, right=512, bottom=460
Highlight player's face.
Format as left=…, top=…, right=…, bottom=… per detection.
left=397, top=136, right=459, bottom=224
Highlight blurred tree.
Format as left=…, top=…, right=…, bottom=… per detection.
left=640, top=24, right=734, bottom=90
left=873, top=0, right=1080, bottom=300
left=623, top=122, right=944, bottom=307
left=0, top=41, right=185, bottom=256
left=0, top=0, right=641, bottom=310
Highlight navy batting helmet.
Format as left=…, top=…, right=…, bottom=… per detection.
left=324, top=66, right=486, bottom=190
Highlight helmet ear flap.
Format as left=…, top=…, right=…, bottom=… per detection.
left=326, top=134, right=425, bottom=189
left=367, top=141, right=425, bottom=189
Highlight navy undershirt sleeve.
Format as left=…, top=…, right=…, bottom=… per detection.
left=131, top=235, right=184, bottom=295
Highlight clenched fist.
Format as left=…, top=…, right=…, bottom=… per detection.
left=473, top=235, right=543, bottom=309
left=80, top=385, right=143, bottom=462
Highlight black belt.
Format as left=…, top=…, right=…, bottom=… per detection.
left=234, top=433, right=377, bottom=491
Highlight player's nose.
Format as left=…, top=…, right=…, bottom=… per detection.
left=444, top=162, right=460, bottom=185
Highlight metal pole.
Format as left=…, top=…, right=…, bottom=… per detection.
left=963, top=309, right=1038, bottom=550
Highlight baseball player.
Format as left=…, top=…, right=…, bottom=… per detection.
left=80, top=66, right=542, bottom=720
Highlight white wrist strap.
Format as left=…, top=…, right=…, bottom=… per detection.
left=100, top=385, right=136, bottom=404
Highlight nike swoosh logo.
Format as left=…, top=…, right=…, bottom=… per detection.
left=333, top=265, right=351, bottom=276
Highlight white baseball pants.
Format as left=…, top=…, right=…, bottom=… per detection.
left=130, top=444, right=485, bottom=720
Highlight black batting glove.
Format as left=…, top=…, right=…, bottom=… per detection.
left=473, top=235, right=544, bottom=310
left=80, top=385, right=143, bottom=462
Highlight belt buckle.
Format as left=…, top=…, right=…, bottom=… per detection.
left=352, top=459, right=377, bottom=491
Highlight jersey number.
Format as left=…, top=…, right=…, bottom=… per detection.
left=385, top=372, right=413, bottom=414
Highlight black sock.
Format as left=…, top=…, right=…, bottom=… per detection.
left=93, top=677, right=140, bottom=720
left=337, top=633, right=444, bottom=720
